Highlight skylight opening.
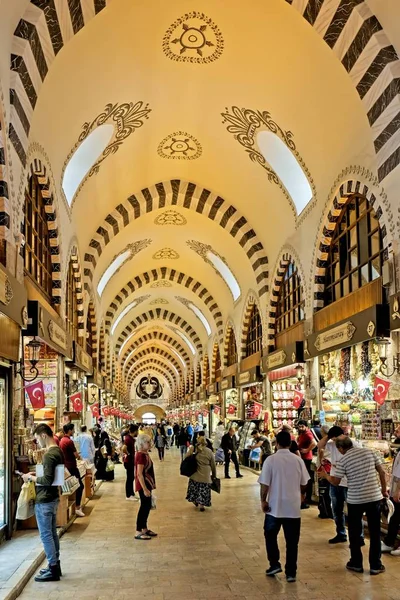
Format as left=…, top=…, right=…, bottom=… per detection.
left=111, top=301, right=137, bottom=335
left=119, top=332, right=135, bottom=358
left=188, top=302, right=211, bottom=336
left=123, top=349, right=135, bottom=371
left=167, top=346, right=186, bottom=370
left=173, top=329, right=195, bottom=355
left=207, top=252, right=240, bottom=301
left=62, top=124, right=114, bottom=205
left=97, top=249, right=130, bottom=296
left=257, top=131, right=312, bottom=215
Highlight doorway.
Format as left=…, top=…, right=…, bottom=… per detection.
left=0, top=368, right=11, bottom=541
left=141, top=412, right=156, bottom=424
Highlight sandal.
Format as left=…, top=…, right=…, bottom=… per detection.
left=145, top=530, right=158, bottom=537
left=135, top=533, right=151, bottom=540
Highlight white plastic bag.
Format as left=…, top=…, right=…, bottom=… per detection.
left=151, top=494, right=157, bottom=510
left=16, top=482, right=36, bottom=520
left=106, top=459, right=115, bottom=472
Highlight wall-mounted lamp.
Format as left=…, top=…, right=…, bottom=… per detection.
left=15, top=337, right=42, bottom=382
left=295, top=364, right=304, bottom=383
left=377, top=337, right=399, bottom=378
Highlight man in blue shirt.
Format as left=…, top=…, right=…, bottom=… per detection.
left=77, top=426, right=95, bottom=463
left=186, top=422, right=194, bottom=442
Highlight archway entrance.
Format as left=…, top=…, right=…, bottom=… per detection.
left=141, top=412, right=156, bottom=424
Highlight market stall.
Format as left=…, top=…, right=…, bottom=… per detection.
left=221, top=375, right=239, bottom=424
left=237, top=367, right=265, bottom=466
left=207, top=382, right=221, bottom=436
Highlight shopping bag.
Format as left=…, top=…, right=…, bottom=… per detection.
left=151, top=494, right=157, bottom=510
left=16, top=481, right=36, bottom=520
left=106, top=459, right=115, bottom=472
left=210, top=477, right=221, bottom=494
left=250, top=448, right=261, bottom=462
left=215, top=447, right=225, bottom=463
left=180, top=453, right=197, bottom=477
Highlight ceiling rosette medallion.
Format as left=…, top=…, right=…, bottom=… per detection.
left=154, top=210, right=187, bottom=225
left=162, top=12, right=224, bottom=64
left=157, top=132, right=202, bottom=161
left=153, top=248, right=180, bottom=260
left=150, top=298, right=169, bottom=305
left=150, top=280, right=173, bottom=288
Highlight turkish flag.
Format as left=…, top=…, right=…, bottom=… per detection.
left=214, top=405, right=221, bottom=415
left=292, top=390, right=304, bottom=410
left=374, top=377, right=391, bottom=405
left=227, top=404, right=236, bottom=415
left=253, top=401, right=263, bottom=417
left=70, top=392, right=83, bottom=412
left=103, top=406, right=110, bottom=417
left=25, top=381, right=45, bottom=410
left=90, top=403, right=99, bottom=417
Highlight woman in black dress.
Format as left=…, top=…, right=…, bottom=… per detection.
left=95, top=430, right=114, bottom=481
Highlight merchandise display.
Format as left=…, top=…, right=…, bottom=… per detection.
left=271, top=377, right=304, bottom=429
left=223, top=388, right=239, bottom=421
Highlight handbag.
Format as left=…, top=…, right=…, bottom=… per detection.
left=100, top=445, right=108, bottom=457
left=106, top=459, right=115, bottom=472
left=210, top=477, right=221, bottom=494
left=16, top=481, right=36, bottom=520
left=180, top=453, right=197, bottom=477
left=215, top=447, right=225, bottom=463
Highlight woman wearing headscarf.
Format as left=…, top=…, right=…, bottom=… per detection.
left=186, top=435, right=217, bottom=512
left=135, top=434, right=157, bottom=540
left=95, top=429, right=114, bottom=481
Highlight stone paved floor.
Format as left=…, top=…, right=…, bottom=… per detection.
left=19, top=448, right=400, bottom=600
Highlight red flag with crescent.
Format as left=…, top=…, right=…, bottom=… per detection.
left=374, top=377, right=390, bottom=405
left=227, top=404, right=236, bottom=415
left=25, top=381, right=45, bottom=410
left=90, top=403, right=99, bottom=417
left=292, top=390, right=304, bottom=409
left=253, top=401, right=263, bottom=417
left=70, top=392, right=83, bottom=412
left=103, top=406, right=110, bottom=417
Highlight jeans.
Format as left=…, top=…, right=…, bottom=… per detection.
left=302, top=459, right=313, bottom=504
left=264, top=514, right=301, bottom=577
left=330, top=485, right=347, bottom=537
left=35, top=500, right=60, bottom=567
left=69, top=467, right=84, bottom=508
left=124, top=463, right=135, bottom=498
left=136, top=489, right=152, bottom=531
left=384, top=498, right=400, bottom=546
left=347, top=501, right=382, bottom=569
left=166, top=436, right=172, bottom=448
left=158, top=447, right=165, bottom=460
left=180, top=445, right=187, bottom=461
left=224, top=451, right=240, bottom=477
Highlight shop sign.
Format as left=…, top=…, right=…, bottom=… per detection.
left=207, top=383, right=217, bottom=394
left=220, top=379, right=229, bottom=391
left=199, top=389, right=206, bottom=401
left=74, top=342, right=93, bottom=373
left=390, top=295, right=400, bottom=330
left=238, top=371, right=251, bottom=385
left=267, top=350, right=287, bottom=370
left=0, top=269, right=13, bottom=306
left=314, top=321, right=356, bottom=352
left=48, top=319, right=67, bottom=350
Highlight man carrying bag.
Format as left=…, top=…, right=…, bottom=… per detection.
left=22, top=424, right=64, bottom=582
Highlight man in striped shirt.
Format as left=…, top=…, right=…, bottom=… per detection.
left=320, top=436, right=387, bottom=575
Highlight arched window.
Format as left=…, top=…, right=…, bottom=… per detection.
left=204, top=356, right=210, bottom=386
left=324, top=194, right=384, bottom=306
left=214, top=346, right=221, bottom=380
left=86, top=310, right=93, bottom=356
left=65, top=260, right=78, bottom=341
left=245, top=305, right=262, bottom=357
left=276, top=261, right=305, bottom=334
left=24, top=175, right=53, bottom=298
left=227, top=328, right=238, bottom=366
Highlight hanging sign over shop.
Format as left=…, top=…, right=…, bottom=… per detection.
left=48, top=320, right=67, bottom=350
left=70, top=392, right=83, bottom=412
left=314, top=322, right=356, bottom=352
left=267, top=350, right=287, bottom=370
left=25, top=381, right=45, bottom=410
left=0, top=269, right=13, bottom=306
left=374, top=377, right=391, bottom=405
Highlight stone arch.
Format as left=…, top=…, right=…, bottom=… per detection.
left=196, top=362, right=201, bottom=387
left=240, top=291, right=263, bottom=359
left=23, top=157, right=62, bottom=305
left=0, top=100, right=11, bottom=256
left=65, top=240, right=85, bottom=336
left=267, top=246, right=307, bottom=349
left=120, top=332, right=191, bottom=367
left=287, top=1, right=400, bottom=181
left=312, top=176, right=392, bottom=311
left=104, top=267, right=223, bottom=339
left=126, top=358, right=178, bottom=388
left=203, top=353, right=210, bottom=386
left=115, top=309, right=203, bottom=355
left=222, top=319, right=238, bottom=368
left=98, top=322, right=106, bottom=372
left=124, top=346, right=183, bottom=377
left=134, top=404, right=166, bottom=422
left=211, top=339, right=222, bottom=381
left=83, top=179, right=269, bottom=298
left=86, top=298, right=98, bottom=363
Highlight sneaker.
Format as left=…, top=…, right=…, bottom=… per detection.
left=236, top=474, right=244, bottom=478
left=346, top=561, right=363, bottom=574
left=390, top=548, right=400, bottom=556
left=370, top=564, right=385, bottom=575
left=75, top=509, right=85, bottom=518
left=300, top=504, right=310, bottom=510
left=329, top=535, right=347, bottom=544
left=225, top=476, right=231, bottom=479
left=126, top=496, right=139, bottom=502
left=266, top=566, right=282, bottom=577
left=286, top=575, right=296, bottom=583
left=381, top=542, right=394, bottom=553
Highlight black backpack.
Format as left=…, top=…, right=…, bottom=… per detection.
left=180, top=453, right=197, bottom=477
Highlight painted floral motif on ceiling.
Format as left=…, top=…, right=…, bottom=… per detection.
left=154, top=210, right=187, bottom=226
left=157, top=132, right=202, bottom=161
left=63, top=101, right=151, bottom=206
left=100, top=239, right=152, bottom=286
left=150, top=298, right=169, bottom=305
left=221, top=106, right=316, bottom=223
left=153, top=248, right=180, bottom=260
left=150, top=280, right=173, bottom=288
left=186, top=239, right=230, bottom=283
left=162, top=12, right=224, bottom=64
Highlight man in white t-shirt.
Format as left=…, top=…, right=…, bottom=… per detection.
left=258, top=430, right=310, bottom=583
left=381, top=449, right=400, bottom=556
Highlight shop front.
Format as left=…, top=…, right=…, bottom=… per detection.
left=207, top=382, right=221, bottom=436
left=263, top=342, right=306, bottom=430
left=305, top=305, right=389, bottom=438
left=220, top=375, right=239, bottom=424
left=65, top=341, right=93, bottom=432
left=237, top=366, right=264, bottom=465
left=87, top=369, right=104, bottom=427
left=0, top=266, right=27, bottom=540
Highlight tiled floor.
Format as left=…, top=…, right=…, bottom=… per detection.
left=19, top=448, right=400, bottom=600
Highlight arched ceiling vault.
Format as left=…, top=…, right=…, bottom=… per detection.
left=123, top=345, right=184, bottom=378
left=120, top=332, right=191, bottom=369
left=126, top=357, right=178, bottom=388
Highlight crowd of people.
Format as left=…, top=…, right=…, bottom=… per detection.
left=20, top=416, right=400, bottom=585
